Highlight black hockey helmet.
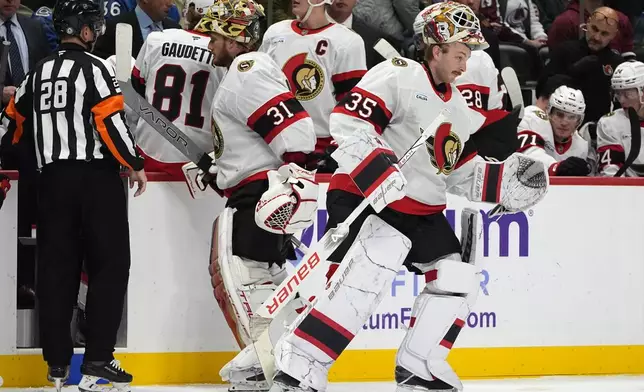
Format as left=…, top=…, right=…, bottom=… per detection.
left=53, top=0, right=106, bottom=41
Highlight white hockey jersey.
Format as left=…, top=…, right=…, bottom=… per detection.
left=455, top=51, right=506, bottom=126
left=259, top=20, right=367, bottom=148
left=212, top=51, right=316, bottom=192
left=132, top=29, right=225, bottom=167
left=596, top=109, right=644, bottom=177
left=517, top=105, right=589, bottom=172
left=329, top=57, right=485, bottom=215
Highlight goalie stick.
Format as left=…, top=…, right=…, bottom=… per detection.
left=373, top=38, right=401, bottom=60
left=114, top=23, right=215, bottom=178
left=250, top=109, right=451, bottom=384
left=500, top=67, right=524, bottom=120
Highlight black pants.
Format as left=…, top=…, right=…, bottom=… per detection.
left=226, top=180, right=294, bottom=266
left=326, top=190, right=461, bottom=274
left=37, top=160, right=130, bottom=366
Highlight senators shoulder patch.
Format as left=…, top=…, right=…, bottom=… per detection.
left=535, top=110, right=549, bottom=121
left=237, top=60, right=255, bottom=72
left=391, top=57, right=408, bottom=67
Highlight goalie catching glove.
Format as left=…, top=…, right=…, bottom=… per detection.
left=471, top=152, right=549, bottom=213
left=255, top=163, right=318, bottom=234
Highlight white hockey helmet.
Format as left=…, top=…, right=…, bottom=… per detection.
left=414, top=1, right=488, bottom=51
left=548, top=86, right=586, bottom=125
left=611, top=61, right=644, bottom=103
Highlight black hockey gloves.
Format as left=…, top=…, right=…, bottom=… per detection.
left=553, top=156, right=590, bottom=176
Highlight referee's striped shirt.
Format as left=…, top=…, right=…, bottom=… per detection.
left=0, top=42, right=144, bottom=171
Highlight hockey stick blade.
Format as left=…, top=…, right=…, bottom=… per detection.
left=115, top=23, right=133, bottom=82
left=250, top=109, right=450, bottom=383
left=373, top=38, right=401, bottom=60
left=500, top=67, right=524, bottom=119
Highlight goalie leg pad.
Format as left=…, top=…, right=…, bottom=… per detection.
left=397, top=208, right=482, bottom=390
left=211, top=208, right=295, bottom=386
left=273, top=215, right=412, bottom=391
left=211, top=208, right=287, bottom=348
left=396, top=289, right=469, bottom=391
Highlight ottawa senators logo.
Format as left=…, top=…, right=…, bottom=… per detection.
left=282, top=53, right=324, bottom=101
left=237, top=59, right=254, bottom=72
left=392, top=57, right=408, bottom=67
left=603, top=64, right=613, bottom=76
left=426, top=123, right=462, bottom=175
left=535, top=109, right=549, bottom=121
left=212, top=117, right=224, bottom=159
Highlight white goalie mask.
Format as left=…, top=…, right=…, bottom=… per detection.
left=255, top=163, right=319, bottom=235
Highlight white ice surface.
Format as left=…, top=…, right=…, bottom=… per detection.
left=4, top=376, right=644, bottom=391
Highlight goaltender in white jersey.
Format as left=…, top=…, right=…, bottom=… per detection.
left=518, top=85, right=591, bottom=176
left=186, top=2, right=319, bottom=392
left=259, top=0, right=367, bottom=169
left=268, top=3, right=548, bottom=392
left=211, top=51, right=316, bottom=191
left=410, top=13, right=516, bottom=162
left=597, top=61, right=644, bottom=177
left=131, top=28, right=224, bottom=177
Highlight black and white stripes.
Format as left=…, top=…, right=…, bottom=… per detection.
left=0, top=43, right=143, bottom=171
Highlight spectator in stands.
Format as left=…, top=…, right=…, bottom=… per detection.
left=93, top=0, right=182, bottom=59
left=533, top=0, right=568, bottom=31
left=31, top=5, right=57, bottom=52
left=605, top=0, right=644, bottom=25
left=328, top=0, right=399, bottom=68
left=352, top=0, right=418, bottom=44
left=480, top=0, right=548, bottom=81
left=541, top=8, right=623, bottom=124
left=185, top=2, right=201, bottom=30
left=548, top=0, right=634, bottom=57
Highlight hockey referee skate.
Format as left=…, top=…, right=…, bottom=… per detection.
left=47, top=365, right=69, bottom=392
left=78, top=359, right=133, bottom=392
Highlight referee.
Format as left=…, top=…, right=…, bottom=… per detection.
left=0, top=0, right=146, bottom=389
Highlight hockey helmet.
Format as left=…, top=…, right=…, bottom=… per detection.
left=194, top=0, right=265, bottom=46
left=53, top=0, right=105, bottom=39
left=611, top=61, right=644, bottom=103
left=415, top=1, right=488, bottom=51
left=548, top=86, right=586, bottom=125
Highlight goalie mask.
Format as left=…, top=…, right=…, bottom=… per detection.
left=255, top=164, right=318, bottom=235
left=415, top=1, right=488, bottom=51
left=195, top=0, right=265, bottom=47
